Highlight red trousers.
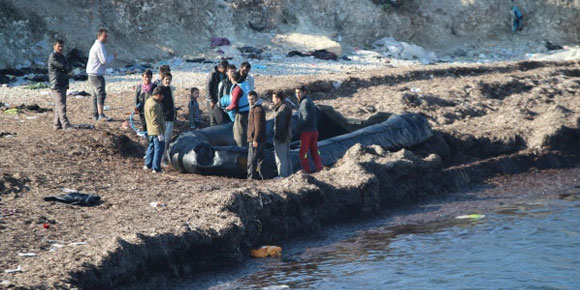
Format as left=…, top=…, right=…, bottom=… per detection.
left=299, top=131, right=323, bottom=173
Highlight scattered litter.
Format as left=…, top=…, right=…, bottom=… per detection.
left=0, top=132, right=17, bottom=138
left=545, top=41, right=564, bottom=51
left=67, top=90, right=91, bottom=97
left=455, top=214, right=485, bottom=220
left=410, top=87, right=421, bottom=93
left=4, top=266, right=22, bottom=274
left=150, top=201, right=167, bottom=208
left=49, top=243, right=65, bottom=252
left=310, top=50, right=338, bottom=61
left=121, top=120, right=130, bottom=130
left=42, top=223, right=50, bottom=229
left=287, top=51, right=308, bottom=58
left=68, top=242, right=87, bottom=246
left=67, top=48, right=88, bottom=68
left=210, top=37, right=231, bottom=48
left=1, top=208, right=16, bottom=217
left=17, top=253, right=37, bottom=257
left=185, top=58, right=207, bottom=63
left=238, top=45, right=264, bottom=59
left=25, top=82, right=49, bottom=90
left=43, top=191, right=101, bottom=207
left=332, top=81, right=342, bottom=89
left=25, top=116, right=38, bottom=120
left=287, top=50, right=338, bottom=60
left=4, top=108, right=19, bottom=115
left=253, top=64, right=267, bottom=70
left=103, top=105, right=110, bottom=111
left=1, top=280, right=14, bottom=288
left=250, top=245, right=282, bottom=258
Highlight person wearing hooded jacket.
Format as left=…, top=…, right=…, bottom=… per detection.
left=296, top=86, right=323, bottom=173
left=48, top=39, right=73, bottom=130
left=205, top=60, right=228, bottom=125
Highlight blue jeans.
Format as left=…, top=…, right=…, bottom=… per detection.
left=145, top=135, right=165, bottom=171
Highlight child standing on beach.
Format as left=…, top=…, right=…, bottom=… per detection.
left=135, top=69, right=156, bottom=133
left=189, top=87, right=202, bottom=129
left=144, top=86, right=166, bottom=173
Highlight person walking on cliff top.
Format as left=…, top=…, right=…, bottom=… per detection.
left=246, top=91, right=266, bottom=180
left=511, top=0, right=524, bottom=32
left=206, top=59, right=229, bottom=126
left=144, top=86, right=166, bottom=173
left=48, top=39, right=73, bottom=130
left=272, top=90, right=293, bottom=178
left=296, top=86, right=323, bottom=173
left=86, top=28, right=116, bottom=121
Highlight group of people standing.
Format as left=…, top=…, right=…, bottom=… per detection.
left=47, top=28, right=323, bottom=179
left=204, top=60, right=323, bottom=179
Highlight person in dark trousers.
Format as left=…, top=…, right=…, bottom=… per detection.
left=48, top=39, right=73, bottom=130
left=134, top=69, right=156, bottom=133
left=86, top=28, right=116, bottom=121
left=188, top=87, right=202, bottom=129
left=296, top=86, right=323, bottom=173
left=246, top=91, right=266, bottom=180
left=216, top=64, right=237, bottom=124
left=159, top=72, right=176, bottom=166
left=272, top=91, right=293, bottom=178
left=205, top=60, right=228, bottom=125
left=144, top=86, right=166, bottom=173
left=225, top=71, right=250, bottom=146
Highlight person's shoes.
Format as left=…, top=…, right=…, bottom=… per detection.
left=97, top=114, right=112, bottom=122
left=152, top=169, right=163, bottom=174
left=63, top=125, right=76, bottom=131
left=143, top=165, right=150, bottom=171
left=53, top=126, right=62, bottom=131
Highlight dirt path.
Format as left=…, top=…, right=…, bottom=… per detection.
left=0, top=60, right=579, bottom=289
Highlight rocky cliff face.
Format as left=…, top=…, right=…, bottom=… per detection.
left=0, top=0, right=578, bottom=68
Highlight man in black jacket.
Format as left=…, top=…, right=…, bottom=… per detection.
left=205, top=60, right=228, bottom=125
left=272, top=91, right=293, bottom=177
left=48, top=39, right=73, bottom=130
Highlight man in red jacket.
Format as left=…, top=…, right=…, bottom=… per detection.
left=246, top=91, right=266, bottom=180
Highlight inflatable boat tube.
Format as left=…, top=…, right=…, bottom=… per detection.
left=168, top=106, right=432, bottom=179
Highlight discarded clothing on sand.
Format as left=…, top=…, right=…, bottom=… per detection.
left=287, top=50, right=338, bottom=61
left=238, top=45, right=264, bottom=59
left=66, top=48, right=88, bottom=68
left=44, top=192, right=101, bottom=206
left=211, top=37, right=231, bottom=48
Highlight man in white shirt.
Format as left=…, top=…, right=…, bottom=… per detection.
left=86, top=28, right=116, bottom=121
